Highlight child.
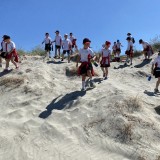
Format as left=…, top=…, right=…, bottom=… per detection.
left=125, top=37, right=133, bottom=65
left=3, top=36, right=18, bottom=71
left=76, top=38, right=96, bottom=91
left=42, top=33, right=52, bottom=59
left=112, top=42, right=117, bottom=60
left=61, top=34, right=72, bottom=63
left=116, top=40, right=123, bottom=62
left=99, top=41, right=111, bottom=80
left=139, top=39, right=153, bottom=60
left=151, top=51, right=160, bottom=93
left=69, top=33, right=77, bottom=54
left=0, top=35, right=8, bottom=67
left=52, top=30, right=62, bottom=58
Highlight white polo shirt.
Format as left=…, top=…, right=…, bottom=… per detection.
left=54, top=35, right=62, bottom=46
left=116, top=42, right=121, bottom=49
left=142, top=41, right=149, bottom=49
left=70, top=36, right=75, bottom=42
left=79, top=48, right=94, bottom=62
left=152, top=56, right=160, bottom=68
left=42, top=37, right=52, bottom=44
left=101, top=48, right=111, bottom=57
left=127, top=41, right=133, bottom=51
left=6, top=41, right=16, bottom=52
left=62, top=39, right=72, bottom=50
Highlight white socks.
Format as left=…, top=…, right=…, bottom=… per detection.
left=82, top=81, right=85, bottom=89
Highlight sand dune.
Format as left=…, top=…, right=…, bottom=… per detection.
left=0, top=55, right=160, bottom=160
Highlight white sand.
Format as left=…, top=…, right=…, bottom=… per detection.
left=0, top=55, right=160, bottom=160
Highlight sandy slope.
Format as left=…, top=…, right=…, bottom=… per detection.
left=0, top=55, right=160, bottom=160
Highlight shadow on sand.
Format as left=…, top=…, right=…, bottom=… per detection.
left=47, top=60, right=66, bottom=64
left=39, top=90, right=86, bottom=119
left=155, top=105, right=160, bottom=115
left=113, top=63, right=131, bottom=69
left=134, top=59, right=152, bottom=68
left=0, top=69, right=13, bottom=77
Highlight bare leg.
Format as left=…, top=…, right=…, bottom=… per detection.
left=101, top=67, right=105, bottom=77
left=105, top=67, right=108, bottom=77
left=155, top=77, right=160, bottom=90
left=5, top=59, right=10, bottom=70
left=11, top=57, right=18, bottom=68
left=82, top=75, right=86, bottom=90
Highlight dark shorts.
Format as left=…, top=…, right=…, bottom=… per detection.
left=55, top=45, right=61, bottom=49
left=116, top=48, right=121, bottom=52
left=0, top=52, right=8, bottom=58
left=125, top=50, right=133, bottom=57
left=154, top=68, right=160, bottom=78
left=63, top=50, right=70, bottom=55
left=79, top=62, right=93, bottom=75
left=100, top=64, right=110, bottom=68
left=45, top=44, right=51, bottom=51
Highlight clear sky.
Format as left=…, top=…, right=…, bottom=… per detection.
left=0, top=0, right=160, bottom=54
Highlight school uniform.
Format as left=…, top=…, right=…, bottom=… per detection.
left=54, top=35, right=62, bottom=49
left=0, top=41, right=7, bottom=58
left=125, top=41, right=133, bottom=57
left=100, top=48, right=111, bottom=67
left=5, top=41, right=18, bottom=62
left=112, top=44, right=117, bottom=55
left=78, top=48, right=95, bottom=76
left=116, top=42, right=121, bottom=53
left=42, top=37, right=52, bottom=51
left=142, top=41, right=153, bottom=56
left=62, top=39, right=72, bottom=55
left=70, top=36, right=77, bottom=48
left=152, top=56, right=160, bottom=78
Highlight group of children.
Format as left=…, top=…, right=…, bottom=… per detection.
left=0, top=32, right=159, bottom=93
left=0, top=35, right=19, bottom=71
left=75, top=34, right=159, bottom=92
left=42, top=31, right=77, bottom=62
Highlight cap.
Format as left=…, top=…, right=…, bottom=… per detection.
left=64, top=33, right=68, bottom=36
left=127, top=33, right=131, bottom=36
left=83, top=38, right=91, bottom=44
left=55, top=30, right=59, bottom=33
left=139, top=39, right=143, bottom=44
left=105, top=41, right=111, bottom=45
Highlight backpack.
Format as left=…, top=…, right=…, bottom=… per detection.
left=132, top=37, right=135, bottom=44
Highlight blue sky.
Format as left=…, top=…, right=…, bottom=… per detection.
left=0, top=0, right=160, bottom=54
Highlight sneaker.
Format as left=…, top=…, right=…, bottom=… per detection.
left=130, top=63, right=133, bottom=65
left=90, top=80, right=96, bottom=88
left=104, top=77, right=108, bottom=80
left=154, top=88, right=159, bottom=93
left=61, top=59, right=64, bottom=61
left=81, top=88, right=86, bottom=91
